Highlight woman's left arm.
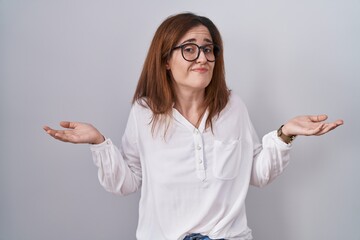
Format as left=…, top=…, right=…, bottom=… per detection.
left=250, top=114, right=343, bottom=187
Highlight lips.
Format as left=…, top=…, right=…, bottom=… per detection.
left=192, top=68, right=208, bottom=73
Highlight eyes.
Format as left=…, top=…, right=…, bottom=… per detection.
left=172, top=42, right=219, bottom=62
left=183, top=44, right=214, bottom=54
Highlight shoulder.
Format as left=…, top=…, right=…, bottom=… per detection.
left=131, top=98, right=153, bottom=120
left=132, top=98, right=150, bottom=112
left=213, top=92, right=252, bottom=139
left=215, top=92, right=250, bottom=123
left=225, top=91, right=248, bottom=113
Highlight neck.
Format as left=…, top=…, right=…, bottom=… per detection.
left=174, top=89, right=206, bottom=128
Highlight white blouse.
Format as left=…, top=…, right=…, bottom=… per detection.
left=90, top=93, right=291, bottom=240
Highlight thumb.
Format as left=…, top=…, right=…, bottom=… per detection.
left=59, top=121, right=77, bottom=129
left=309, top=114, right=328, bottom=122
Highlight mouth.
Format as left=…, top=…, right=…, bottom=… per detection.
left=191, top=68, right=208, bottom=73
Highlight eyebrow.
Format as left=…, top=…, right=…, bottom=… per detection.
left=180, top=38, right=213, bottom=45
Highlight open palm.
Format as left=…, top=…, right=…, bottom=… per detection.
left=282, top=114, right=344, bottom=137
left=43, top=121, right=104, bottom=144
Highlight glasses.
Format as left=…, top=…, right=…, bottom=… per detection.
left=171, top=43, right=219, bottom=62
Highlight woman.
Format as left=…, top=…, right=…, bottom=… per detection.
left=43, top=13, right=343, bottom=240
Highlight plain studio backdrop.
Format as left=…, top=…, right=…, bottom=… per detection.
left=1, top=1, right=359, bottom=239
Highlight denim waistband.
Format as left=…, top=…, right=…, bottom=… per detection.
left=183, top=233, right=225, bottom=240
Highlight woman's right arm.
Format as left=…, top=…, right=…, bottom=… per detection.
left=43, top=111, right=142, bottom=195
left=90, top=136, right=142, bottom=196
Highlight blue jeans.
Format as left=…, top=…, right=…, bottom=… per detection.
left=183, top=233, right=225, bottom=240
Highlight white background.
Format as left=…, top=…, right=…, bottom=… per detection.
left=1, top=1, right=359, bottom=239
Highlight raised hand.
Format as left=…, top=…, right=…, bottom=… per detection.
left=281, top=115, right=344, bottom=137
left=43, top=121, right=105, bottom=144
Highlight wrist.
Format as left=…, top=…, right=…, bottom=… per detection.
left=281, top=123, right=292, bottom=136
left=277, top=125, right=296, bottom=144
left=92, top=134, right=105, bottom=145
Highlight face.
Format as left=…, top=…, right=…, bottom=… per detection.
left=167, top=25, right=215, bottom=95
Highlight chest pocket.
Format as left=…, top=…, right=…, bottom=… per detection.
left=213, top=139, right=242, bottom=180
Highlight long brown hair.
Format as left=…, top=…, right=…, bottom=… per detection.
left=132, top=12, right=229, bottom=134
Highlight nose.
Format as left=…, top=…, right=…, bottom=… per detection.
left=196, top=49, right=208, bottom=63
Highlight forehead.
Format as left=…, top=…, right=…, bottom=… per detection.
left=178, top=25, right=212, bottom=44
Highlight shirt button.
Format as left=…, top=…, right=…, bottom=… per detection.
left=196, top=145, right=202, bottom=150
left=198, top=159, right=203, bottom=164
left=194, top=129, right=199, bottom=134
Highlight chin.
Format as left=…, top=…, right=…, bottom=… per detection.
left=194, top=81, right=211, bottom=90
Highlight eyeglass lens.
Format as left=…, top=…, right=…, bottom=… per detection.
left=181, top=43, right=216, bottom=62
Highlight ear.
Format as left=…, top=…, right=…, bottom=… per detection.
left=165, top=55, right=174, bottom=70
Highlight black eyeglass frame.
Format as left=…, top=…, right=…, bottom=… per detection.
left=171, top=43, right=220, bottom=62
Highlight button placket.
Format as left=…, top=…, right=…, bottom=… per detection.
left=193, top=128, right=206, bottom=181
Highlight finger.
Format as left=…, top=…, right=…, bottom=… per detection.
left=43, top=126, right=56, bottom=136
left=44, top=125, right=65, bottom=135
left=314, top=119, right=344, bottom=135
left=309, top=114, right=328, bottom=122
left=335, top=119, right=344, bottom=125
left=43, top=125, right=51, bottom=132
left=43, top=124, right=82, bottom=143
left=46, top=129, right=65, bottom=138
left=59, top=121, right=77, bottom=129
left=304, top=123, right=326, bottom=135
left=314, top=122, right=339, bottom=136
left=53, top=132, right=81, bottom=143
left=44, top=126, right=69, bottom=137
left=53, top=132, right=69, bottom=142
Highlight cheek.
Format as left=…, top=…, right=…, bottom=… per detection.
left=169, top=61, right=191, bottom=78
left=208, top=64, right=215, bottom=77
